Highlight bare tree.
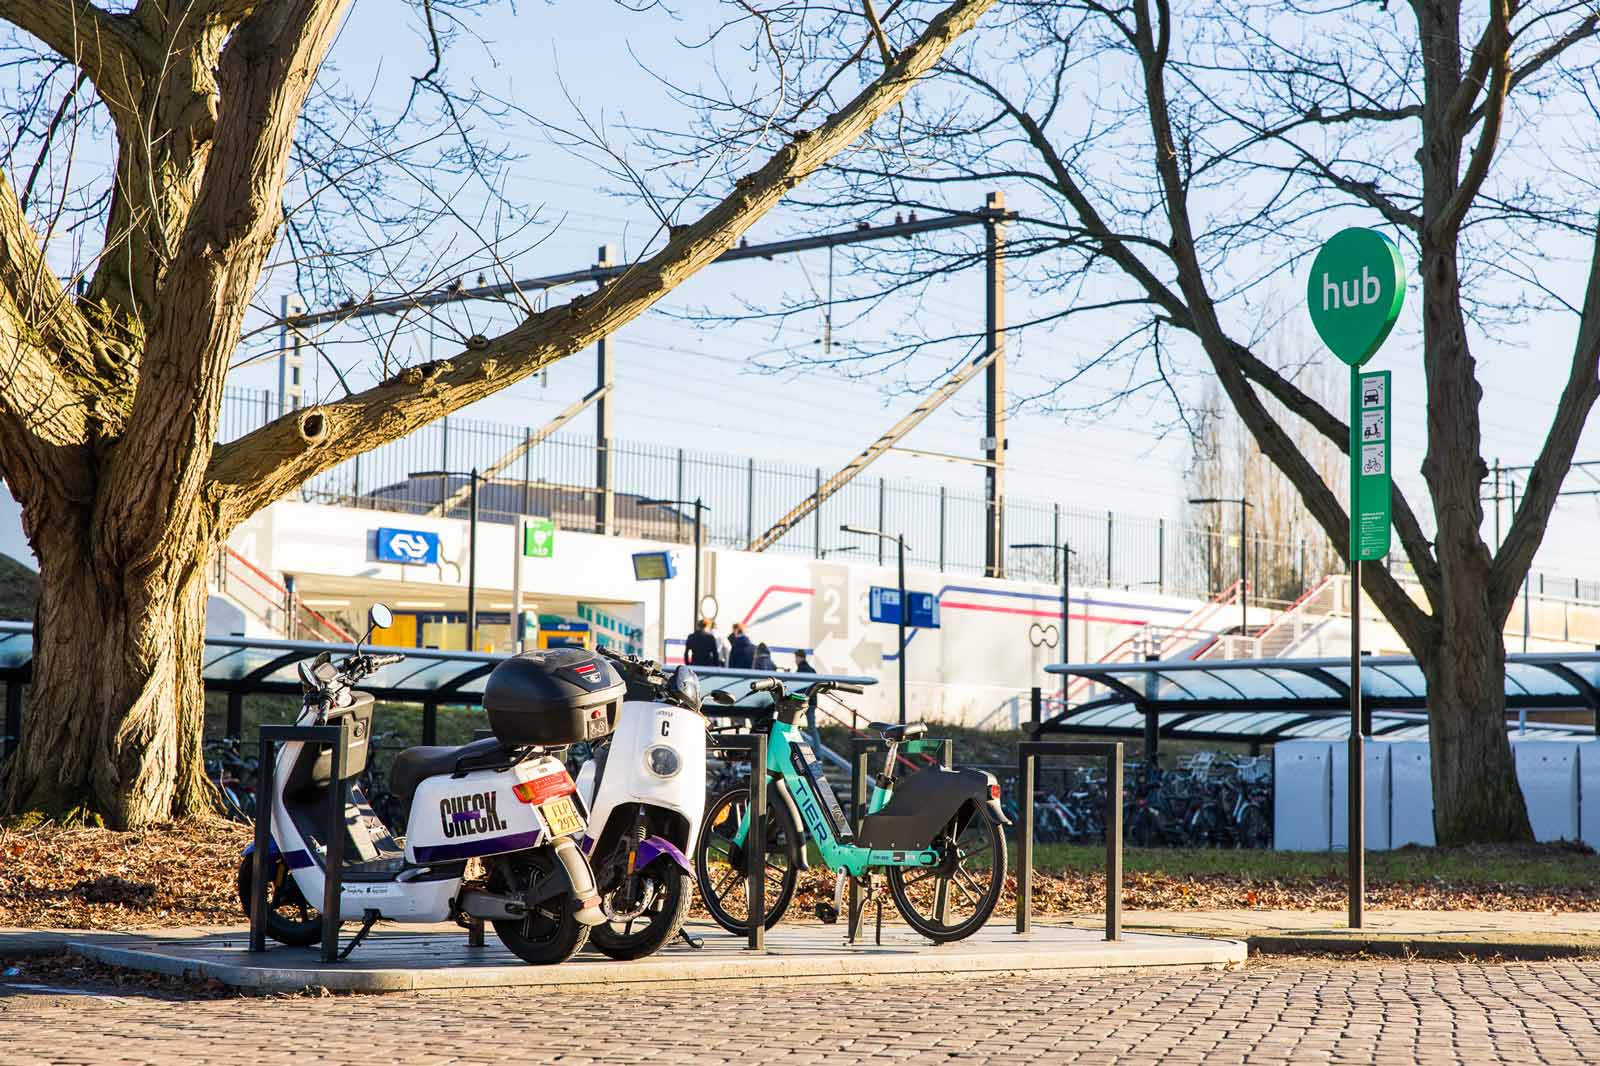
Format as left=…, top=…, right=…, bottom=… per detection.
left=0, top=0, right=998, bottom=827
left=758, top=0, right=1600, bottom=843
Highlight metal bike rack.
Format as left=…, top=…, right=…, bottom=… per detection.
left=249, top=720, right=350, bottom=964
left=847, top=734, right=953, bottom=939
left=706, top=732, right=769, bottom=952
left=1016, top=740, right=1123, bottom=941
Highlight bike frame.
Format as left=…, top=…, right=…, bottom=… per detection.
left=730, top=717, right=938, bottom=878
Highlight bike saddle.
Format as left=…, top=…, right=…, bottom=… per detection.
left=867, top=722, right=927, bottom=742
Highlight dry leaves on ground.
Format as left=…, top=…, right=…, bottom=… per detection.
left=0, top=819, right=251, bottom=930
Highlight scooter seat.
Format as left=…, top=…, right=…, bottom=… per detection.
left=390, top=736, right=506, bottom=806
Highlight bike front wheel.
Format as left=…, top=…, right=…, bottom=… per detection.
left=887, top=803, right=1005, bottom=943
left=694, top=781, right=800, bottom=935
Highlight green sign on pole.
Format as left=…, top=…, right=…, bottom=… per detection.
left=523, top=517, right=555, bottom=558
left=1306, top=225, right=1405, bottom=934
left=1350, top=369, right=1391, bottom=561
left=1306, top=228, right=1405, bottom=369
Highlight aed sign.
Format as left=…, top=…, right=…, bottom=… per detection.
left=869, top=588, right=940, bottom=629
left=1306, top=227, right=1406, bottom=368
left=522, top=517, right=555, bottom=558
left=374, top=527, right=440, bottom=565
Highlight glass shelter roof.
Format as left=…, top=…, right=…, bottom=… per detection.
left=1042, top=654, right=1600, bottom=743
left=0, top=623, right=873, bottom=706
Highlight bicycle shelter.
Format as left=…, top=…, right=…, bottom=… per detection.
left=1039, top=653, right=1600, bottom=765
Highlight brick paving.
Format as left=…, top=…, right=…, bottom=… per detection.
left=2, top=958, right=1599, bottom=1063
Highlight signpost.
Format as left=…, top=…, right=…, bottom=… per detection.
left=1307, top=227, right=1405, bottom=930
left=631, top=551, right=679, bottom=662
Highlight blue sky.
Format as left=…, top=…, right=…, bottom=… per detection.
left=222, top=1, right=1600, bottom=578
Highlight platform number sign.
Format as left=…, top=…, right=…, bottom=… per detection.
left=1351, top=370, right=1391, bottom=561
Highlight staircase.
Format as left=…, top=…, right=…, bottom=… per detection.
left=1196, top=575, right=1345, bottom=661
left=211, top=547, right=356, bottom=643
left=1046, top=581, right=1246, bottom=713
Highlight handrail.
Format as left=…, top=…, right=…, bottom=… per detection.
left=1064, top=580, right=1244, bottom=703
left=222, top=548, right=356, bottom=643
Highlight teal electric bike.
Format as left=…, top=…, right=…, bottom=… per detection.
left=694, top=678, right=1009, bottom=943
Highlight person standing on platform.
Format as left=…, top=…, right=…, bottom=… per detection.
left=685, top=619, right=721, bottom=666
left=728, top=623, right=756, bottom=669
left=794, top=649, right=817, bottom=674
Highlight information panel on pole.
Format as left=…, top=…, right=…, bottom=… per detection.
left=1351, top=370, right=1392, bottom=561
left=1306, top=225, right=1405, bottom=932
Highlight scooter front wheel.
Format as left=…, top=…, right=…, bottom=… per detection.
left=694, top=781, right=799, bottom=935
left=588, top=864, right=692, bottom=960
left=490, top=851, right=589, bottom=965
left=887, top=803, right=1006, bottom=943
left=235, top=853, right=327, bottom=947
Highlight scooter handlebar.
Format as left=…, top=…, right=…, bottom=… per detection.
left=749, top=677, right=784, bottom=696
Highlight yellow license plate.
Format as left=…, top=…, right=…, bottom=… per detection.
left=540, top=795, right=584, bottom=838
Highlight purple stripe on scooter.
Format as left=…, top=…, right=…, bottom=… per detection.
left=412, top=829, right=544, bottom=864
left=451, top=809, right=481, bottom=823
left=634, top=836, right=691, bottom=874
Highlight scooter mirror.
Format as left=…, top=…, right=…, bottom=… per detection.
left=368, top=603, right=393, bottom=630
left=707, top=690, right=736, bottom=705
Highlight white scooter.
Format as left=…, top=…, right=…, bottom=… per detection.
left=238, top=605, right=619, bottom=965
left=574, top=652, right=728, bottom=959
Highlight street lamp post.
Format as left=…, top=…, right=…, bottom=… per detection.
left=841, top=524, right=908, bottom=724
left=1189, top=496, right=1254, bottom=638
left=1012, top=541, right=1076, bottom=707
left=640, top=497, right=710, bottom=640
left=415, top=469, right=483, bottom=650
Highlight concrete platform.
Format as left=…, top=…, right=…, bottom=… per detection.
left=65, top=921, right=1244, bottom=994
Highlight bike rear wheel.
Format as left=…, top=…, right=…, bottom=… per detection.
left=887, top=803, right=1005, bottom=943
left=694, top=781, right=800, bottom=935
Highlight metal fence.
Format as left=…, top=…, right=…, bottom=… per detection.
left=218, top=388, right=1599, bottom=605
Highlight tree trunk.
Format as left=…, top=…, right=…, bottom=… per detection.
left=1421, top=618, right=1532, bottom=845
left=1, top=526, right=213, bottom=828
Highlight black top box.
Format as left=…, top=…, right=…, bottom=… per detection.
left=482, top=647, right=626, bottom=746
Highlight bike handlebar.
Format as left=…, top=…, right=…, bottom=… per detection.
left=749, top=677, right=784, bottom=695
left=367, top=653, right=406, bottom=668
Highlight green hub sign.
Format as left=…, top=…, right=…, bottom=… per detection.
left=1306, top=227, right=1405, bottom=563
left=1306, top=228, right=1405, bottom=368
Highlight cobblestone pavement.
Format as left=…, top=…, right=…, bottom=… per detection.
left=3, top=958, right=1599, bottom=1063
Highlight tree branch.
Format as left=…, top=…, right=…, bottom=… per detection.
left=99, top=0, right=355, bottom=556
left=1489, top=221, right=1600, bottom=614
left=1128, top=0, right=1432, bottom=649
left=0, top=2, right=146, bottom=112
left=205, top=0, right=999, bottom=530
left=1435, top=0, right=1512, bottom=240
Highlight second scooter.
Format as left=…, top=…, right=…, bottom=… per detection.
left=574, top=652, right=721, bottom=959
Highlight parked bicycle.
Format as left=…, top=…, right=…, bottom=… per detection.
left=204, top=736, right=258, bottom=823
left=694, top=677, right=1011, bottom=943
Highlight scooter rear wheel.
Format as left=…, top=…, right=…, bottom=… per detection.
left=489, top=852, right=589, bottom=965
left=588, top=864, right=691, bottom=960
left=886, top=803, right=1005, bottom=943
left=235, top=853, right=326, bottom=947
